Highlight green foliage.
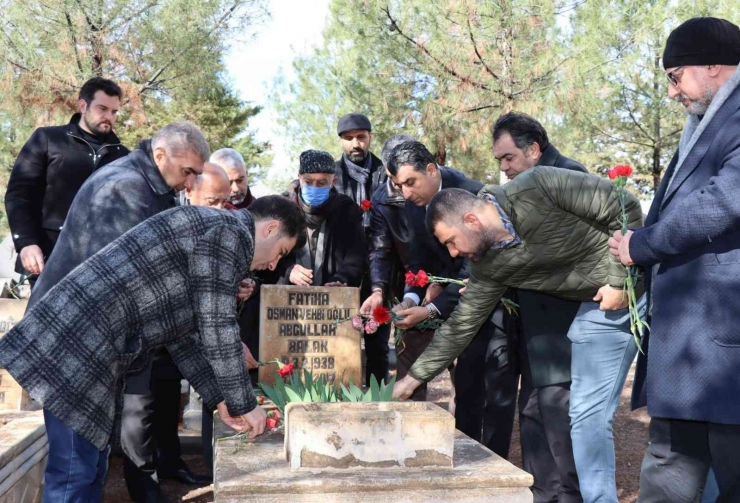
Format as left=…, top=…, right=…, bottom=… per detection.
left=340, top=374, right=397, bottom=402
left=259, top=369, right=396, bottom=412
left=258, top=368, right=339, bottom=413
left=0, top=0, right=271, bottom=234
left=273, top=0, right=740, bottom=193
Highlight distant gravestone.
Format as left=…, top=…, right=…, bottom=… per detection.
left=258, top=285, right=361, bottom=387
left=0, top=299, right=30, bottom=410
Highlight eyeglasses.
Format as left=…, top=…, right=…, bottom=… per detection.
left=666, top=66, right=685, bottom=87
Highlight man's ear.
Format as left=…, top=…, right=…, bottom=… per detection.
left=153, top=147, right=167, bottom=166
left=331, top=175, right=337, bottom=187
left=529, top=142, right=542, bottom=160
left=77, top=99, right=88, bottom=114
left=426, top=162, right=438, bottom=178
left=462, top=212, right=481, bottom=229
left=264, top=220, right=281, bottom=238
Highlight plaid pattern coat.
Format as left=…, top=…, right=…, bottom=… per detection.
left=0, top=206, right=257, bottom=449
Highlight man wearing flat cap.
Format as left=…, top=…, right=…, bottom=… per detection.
left=274, top=149, right=367, bottom=288
left=335, top=113, right=390, bottom=385
left=608, top=16, right=740, bottom=501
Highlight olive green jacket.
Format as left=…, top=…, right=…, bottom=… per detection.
left=409, top=166, right=643, bottom=383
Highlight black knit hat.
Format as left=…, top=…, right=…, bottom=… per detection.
left=299, top=150, right=336, bottom=175
left=337, top=113, right=372, bottom=136
left=663, top=17, right=740, bottom=69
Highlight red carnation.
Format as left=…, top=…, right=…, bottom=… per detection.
left=615, top=165, right=633, bottom=177
left=272, top=410, right=282, bottom=421
left=360, top=199, right=372, bottom=212
left=607, top=169, right=618, bottom=180
left=415, top=270, right=429, bottom=288
left=405, top=271, right=416, bottom=287
left=372, top=306, right=392, bottom=325
left=266, top=417, right=278, bottom=429
left=277, top=363, right=295, bottom=377
left=256, top=396, right=264, bottom=406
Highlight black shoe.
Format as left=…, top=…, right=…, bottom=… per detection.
left=158, top=466, right=212, bottom=486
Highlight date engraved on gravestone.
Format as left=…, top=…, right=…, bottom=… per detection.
left=259, top=286, right=361, bottom=387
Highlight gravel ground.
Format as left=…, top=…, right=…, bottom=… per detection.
left=103, top=364, right=649, bottom=502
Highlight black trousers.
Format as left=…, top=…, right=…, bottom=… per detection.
left=361, top=275, right=390, bottom=386
left=121, top=368, right=183, bottom=499
left=638, top=417, right=740, bottom=503
left=455, top=308, right=518, bottom=459
left=519, top=381, right=581, bottom=503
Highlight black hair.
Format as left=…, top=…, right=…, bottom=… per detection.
left=386, top=140, right=436, bottom=176
left=491, top=112, right=550, bottom=153
left=78, top=77, right=123, bottom=105
left=425, top=188, right=483, bottom=235
left=381, top=134, right=416, bottom=166
left=249, top=195, right=307, bottom=250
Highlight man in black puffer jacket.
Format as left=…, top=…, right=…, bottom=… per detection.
left=5, top=77, right=129, bottom=281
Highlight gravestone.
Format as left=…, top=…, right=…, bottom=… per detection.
left=0, top=300, right=30, bottom=411
left=259, top=285, right=361, bottom=387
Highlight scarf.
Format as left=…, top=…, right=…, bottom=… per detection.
left=296, top=191, right=332, bottom=285
left=342, top=152, right=372, bottom=227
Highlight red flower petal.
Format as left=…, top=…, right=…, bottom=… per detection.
left=405, top=271, right=416, bottom=287
left=415, top=270, right=429, bottom=288
left=266, top=417, right=278, bottom=429
left=360, top=199, right=372, bottom=211
left=372, top=306, right=392, bottom=325
left=607, top=169, right=617, bottom=180
left=278, top=363, right=294, bottom=377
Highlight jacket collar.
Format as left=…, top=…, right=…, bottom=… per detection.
left=536, top=144, right=561, bottom=167
left=131, top=140, right=174, bottom=196
left=66, top=113, right=123, bottom=146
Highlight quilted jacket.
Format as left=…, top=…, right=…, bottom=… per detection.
left=409, top=166, right=643, bottom=382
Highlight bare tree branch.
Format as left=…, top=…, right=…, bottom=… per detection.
left=466, top=17, right=501, bottom=82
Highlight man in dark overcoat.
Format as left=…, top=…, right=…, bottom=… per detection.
left=492, top=111, right=586, bottom=503
left=610, top=17, right=740, bottom=501
left=0, top=196, right=306, bottom=502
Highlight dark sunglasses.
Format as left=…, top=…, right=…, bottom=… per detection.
left=666, top=66, right=685, bottom=86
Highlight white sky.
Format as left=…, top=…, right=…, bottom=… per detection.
left=224, top=0, right=331, bottom=180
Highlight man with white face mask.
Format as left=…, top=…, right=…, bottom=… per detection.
left=273, top=149, right=367, bottom=288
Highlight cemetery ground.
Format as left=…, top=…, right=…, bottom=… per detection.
left=102, top=363, right=650, bottom=503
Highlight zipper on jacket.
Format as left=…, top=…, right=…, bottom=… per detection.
left=68, top=131, right=123, bottom=167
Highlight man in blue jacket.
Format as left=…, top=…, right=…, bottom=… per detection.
left=610, top=17, right=740, bottom=501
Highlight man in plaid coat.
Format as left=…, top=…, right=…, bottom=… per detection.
left=0, top=196, right=306, bottom=502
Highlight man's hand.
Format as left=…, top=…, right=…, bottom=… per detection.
left=19, top=245, right=44, bottom=275
left=360, top=291, right=384, bottom=316
left=241, top=406, right=267, bottom=439
left=325, top=281, right=347, bottom=287
left=424, top=283, right=444, bottom=304
left=392, top=298, right=417, bottom=314
left=458, top=278, right=469, bottom=296
left=394, top=306, right=430, bottom=330
left=393, top=375, right=422, bottom=401
left=608, top=230, right=634, bottom=266
left=593, top=285, right=629, bottom=311
left=289, top=265, right=313, bottom=286
left=242, top=343, right=258, bottom=370
left=237, top=278, right=256, bottom=301
left=217, top=401, right=248, bottom=432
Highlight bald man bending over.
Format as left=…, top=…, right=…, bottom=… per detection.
left=184, top=162, right=231, bottom=209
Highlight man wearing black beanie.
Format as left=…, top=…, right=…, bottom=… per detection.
left=609, top=16, right=740, bottom=502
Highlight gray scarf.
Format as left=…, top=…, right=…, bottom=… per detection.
left=343, top=153, right=372, bottom=227
left=650, top=66, right=740, bottom=315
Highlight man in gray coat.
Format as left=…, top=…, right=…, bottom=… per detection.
left=0, top=196, right=306, bottom=502
left=28, top=120, right=210, bottom=502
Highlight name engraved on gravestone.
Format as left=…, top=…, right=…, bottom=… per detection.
left=259, top=286, right=361, bottom=387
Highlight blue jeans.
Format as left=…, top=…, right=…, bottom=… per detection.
left=43, top=409, right=109, bottom=503
left=568, top=296, right=644, bottom=503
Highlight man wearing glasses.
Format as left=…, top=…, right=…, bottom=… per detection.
left=610, top=17, right=740, bottom=502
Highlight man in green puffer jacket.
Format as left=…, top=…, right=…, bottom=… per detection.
left=393, top=166, right=645, bottom=503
